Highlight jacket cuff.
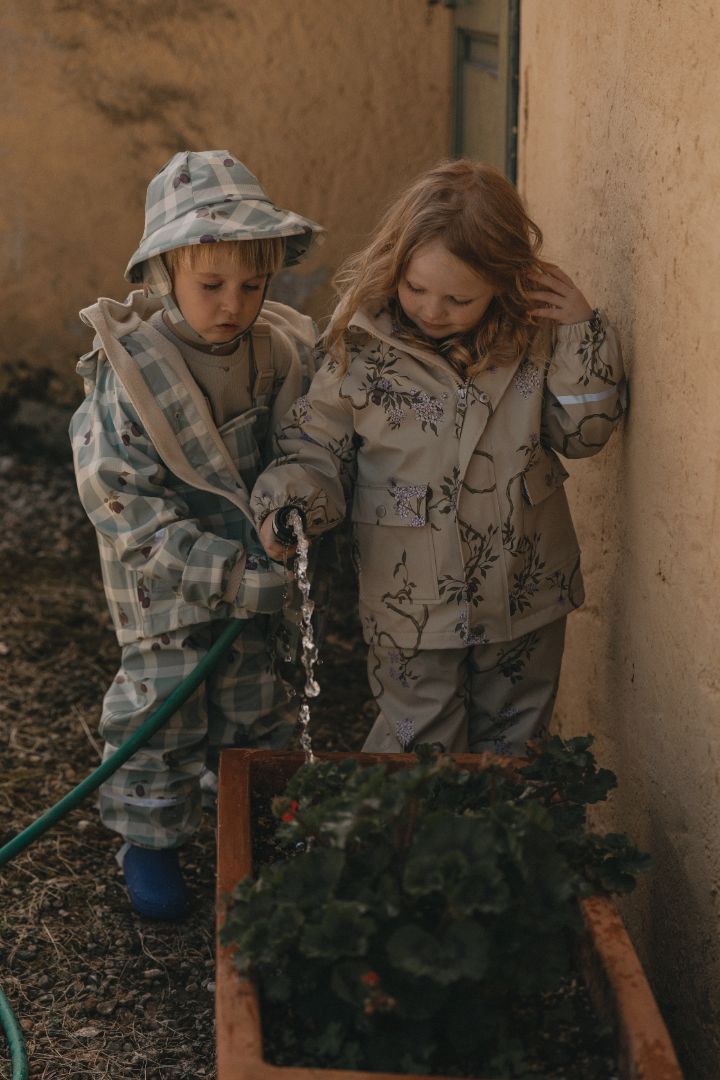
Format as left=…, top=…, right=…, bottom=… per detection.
left=556, top=307, right=607, bottom=341
left=180, top=534, right=245, bottom=609
left=222, top=552, right=248, bottom=603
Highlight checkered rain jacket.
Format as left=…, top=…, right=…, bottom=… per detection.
left=70, top=291, right=316, bottom=645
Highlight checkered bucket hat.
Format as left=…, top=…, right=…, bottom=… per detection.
left=125, top=150, right=323, bottom=283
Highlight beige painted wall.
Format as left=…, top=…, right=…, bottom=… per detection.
left=519, top=3, right=720, bottom=1075
left=0, top=1, right=452, bottom=386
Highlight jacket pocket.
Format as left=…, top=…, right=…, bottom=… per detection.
left=351, top=482, right=439, bottom=602
left=218, top=409, right=266, bottom=488
left=521, top=450, right=569, bottom=506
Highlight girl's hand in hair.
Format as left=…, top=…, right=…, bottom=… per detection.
left=528, top=262, right=594, bottom=325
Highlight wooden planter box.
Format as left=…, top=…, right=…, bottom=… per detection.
left=216, top=749, right=683, bottom=1080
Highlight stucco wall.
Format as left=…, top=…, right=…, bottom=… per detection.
left=0, top=1, right=452, bottom=386
left=518, top=4, right=720, bottom=1076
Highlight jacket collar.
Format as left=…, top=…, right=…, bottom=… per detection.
left=80, top=290, right=256, bottom=526
left=348, top=305, right=524, bottom=476
left=348, top=307, right=464, bottom=381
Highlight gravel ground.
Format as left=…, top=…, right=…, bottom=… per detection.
left=0, top=423, right=373, bottom=1079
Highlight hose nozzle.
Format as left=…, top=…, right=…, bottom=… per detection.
left=271, top=505, right=307, bottom=546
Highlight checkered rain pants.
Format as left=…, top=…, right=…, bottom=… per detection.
left=362, top=617, right=566, bottom=756
left=98, top=616, right=292, bottom=848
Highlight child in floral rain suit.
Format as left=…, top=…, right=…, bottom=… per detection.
left=70, top=151, right=323, bottom=918
left=255, top=160, right=625, bottom=757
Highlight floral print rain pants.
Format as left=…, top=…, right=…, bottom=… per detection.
left=362, top=616, right=566, bottom=755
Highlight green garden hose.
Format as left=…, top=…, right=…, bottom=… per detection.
left=0, top=986, right=27, bottom=1080
left=0, top=616, right=246, bottom=1078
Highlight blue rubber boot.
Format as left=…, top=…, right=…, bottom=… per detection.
left=121, top=845, right=191, bottom=920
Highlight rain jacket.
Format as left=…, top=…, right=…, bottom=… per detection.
left=251, top=307, right=626, bottom=649
left=70, top=291, right=317, bottom=645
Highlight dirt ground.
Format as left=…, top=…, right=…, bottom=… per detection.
left=0, top=414, right=374, bottom=1079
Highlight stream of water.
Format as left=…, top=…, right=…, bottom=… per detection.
left=287, top=510, right=318, bottom=764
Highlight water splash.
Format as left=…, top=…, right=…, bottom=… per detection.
left=288, top=510, right=317, bottom=764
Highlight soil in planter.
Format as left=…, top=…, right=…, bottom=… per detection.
left=246, top=790, right=619, bottom=1080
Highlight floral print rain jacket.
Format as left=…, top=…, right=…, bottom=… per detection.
left=252, top=307, right=625, bottom=650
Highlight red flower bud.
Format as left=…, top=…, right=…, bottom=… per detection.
left=281, top=799, right=299, bottom=824
left=360, top=971, right=380, bottom=987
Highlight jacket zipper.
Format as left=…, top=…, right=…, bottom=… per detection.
left=455, top=380, right=470, bottom=436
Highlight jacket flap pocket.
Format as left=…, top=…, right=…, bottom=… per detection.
left=218, top=407, right=268, bottom=454
left=521, top=452, right=569, bottom=506
left=352, top=482, right=430, bottom=526
left=218, top=407, right=267, bottom=438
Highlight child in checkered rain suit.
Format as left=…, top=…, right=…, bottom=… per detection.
left=70, top=151, right=323, bottom=918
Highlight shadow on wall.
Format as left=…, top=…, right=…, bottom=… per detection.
left=645, top=814, right=720, bottom=1078
left=268, top=265, right=331, bottom=322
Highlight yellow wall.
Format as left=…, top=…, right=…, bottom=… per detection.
left=519, top=3, right=720, bottom=1075
left=0, top=1, right=452, bottom=383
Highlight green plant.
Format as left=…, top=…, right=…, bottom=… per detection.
left=222, top=737, right=650, bottom=1077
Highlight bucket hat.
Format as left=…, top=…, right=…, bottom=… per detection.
left=125, top=150, right=323, bottom=283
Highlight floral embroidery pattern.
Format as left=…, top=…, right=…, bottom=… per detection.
left=497, top=703, right=519, bottom=727
left=367, top=630, right=425, bottom=722
left=508, top=534, right=546, bottom=617
left=251, top=488, right=335, bottom=533
left=428, top=468, right=461, bottom=520
left=395, top=717, right=416, bottom=748
left=410, top=391, right=444, bottom=430
left=378, top=552, right=430, bottom=648
left=440, top=521, right=499, bottom=609
left=470, top=703, right=521, bottom=747
left=513, top=359, right=543, bottom=398
left=292, top=395, right=312, bottom=424
left=493, top=736, right=514, bottom=755
left=496, top=632, right=540, bottom=683
left=575, top=321, right=613, bottom=386
left=370, top=377, right=393, bottom=400
left=454, top=605, right=489, bottom=645
left=502, top=437, right=544, bottom=553
left=390, top=481, right=427, bottom=527
left=388, top=650, right=410, bottom=686
left=348, top=345, right=445, bottom=435
left=545, top=559, right=581, bottom=608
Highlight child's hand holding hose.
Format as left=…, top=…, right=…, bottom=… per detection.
left=258, top=507, right=307, bottom=563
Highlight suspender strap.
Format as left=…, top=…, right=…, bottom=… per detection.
left=250, top=322, right=275, bottom=403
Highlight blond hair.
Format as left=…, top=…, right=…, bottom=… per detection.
left=163, top=237, right=286, bottom=278
left=326, top=160, right=549, bottom=375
